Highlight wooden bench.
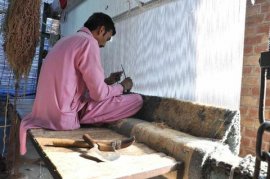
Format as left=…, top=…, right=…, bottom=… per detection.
left=11, top=98, right=183, bottom=179
left=10, top=94, right=240, bottom=178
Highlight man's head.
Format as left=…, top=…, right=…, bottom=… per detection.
left=84, top=12, right=116, bottom=48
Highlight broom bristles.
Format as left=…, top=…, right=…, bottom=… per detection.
left=4, top=0, right=41, bottom=80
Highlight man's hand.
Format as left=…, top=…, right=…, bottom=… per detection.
left=120, top=77, right=133, bottom=91
left=104, top=71, right=123, bottom=85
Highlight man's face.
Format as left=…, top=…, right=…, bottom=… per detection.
left=96, top=26, right=113, bottom=48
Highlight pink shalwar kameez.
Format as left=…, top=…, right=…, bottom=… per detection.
left=19, top=27, right=143, bottom=155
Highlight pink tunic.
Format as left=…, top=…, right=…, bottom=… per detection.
left=20, top=27, right=143, bottom=155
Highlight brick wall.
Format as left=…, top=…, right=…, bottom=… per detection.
left=240, top=0, right=270, bottom=156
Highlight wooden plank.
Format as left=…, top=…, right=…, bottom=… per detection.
left=29, top=128, right=180, bottom=179
left=12, top=99, right=182, bottom=179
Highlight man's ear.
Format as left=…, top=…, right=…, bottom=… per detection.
left=97, top=26, right=106, bottom=35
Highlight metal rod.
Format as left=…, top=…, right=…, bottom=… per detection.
left=267, top=155, right=270, bottom=179
left=112, top=0, right=177, bottom=23
left=253, top=158, right=261, bottom=179
left=36, top=3, right=50, bottom=89
left=0, top=125, right=11, bottom=128
left=121, top=64, right=126, bottom=78
left=265, top=144, right=270, bottom=179
left=259, top=67, right=267, bottom=124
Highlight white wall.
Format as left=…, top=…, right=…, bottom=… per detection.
left=61, top=0, right=149, bottom=35
left=61, top=0, right=246, bottom=109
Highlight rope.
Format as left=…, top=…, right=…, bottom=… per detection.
left=1, top=93, right=9, bottom=157
left=1, top=69, right=12, bottom=157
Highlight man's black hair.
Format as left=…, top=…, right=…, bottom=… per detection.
left=84, top=12, right=116, bottom=36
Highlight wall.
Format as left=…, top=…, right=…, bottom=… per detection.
left=61, top=0, right=150, bottom=35
left=240, top=0, right=270, bottom=156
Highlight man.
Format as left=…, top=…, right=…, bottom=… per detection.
left=20, top=12, right=143, bottom=155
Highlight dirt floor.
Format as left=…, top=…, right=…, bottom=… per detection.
left=0, top=138, right=52, bottom=179
left=0, top=100, right=52, bottom=179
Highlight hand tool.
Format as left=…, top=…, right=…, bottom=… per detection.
left=121, top=64, right=126, bottom=78
left=82, top=134, right=135, bottom=151
left=80, top=144, right=120, bottom=162
left=46, top=135, right=136, bottom=152
left=45, top=135, right=135, bottom=162
left=120, top=64, right=131, bottom=93
left=45, top=138, right=89, bottom=148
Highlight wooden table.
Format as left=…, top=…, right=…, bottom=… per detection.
left=11, top=98, right=182, bottom=179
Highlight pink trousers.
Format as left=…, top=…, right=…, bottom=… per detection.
left=80, top=93, right=143, bottom=124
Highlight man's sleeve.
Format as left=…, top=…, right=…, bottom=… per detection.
left=76, top=40, right=123, bottom=102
